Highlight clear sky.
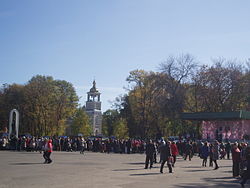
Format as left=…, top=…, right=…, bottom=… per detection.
left=1, top=0, right=250, bottom=111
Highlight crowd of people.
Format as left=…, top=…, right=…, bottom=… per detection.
left=1, top=135, right=250, bottom=187
left=0, top=136, right=147, bottom=154
left=143, top=139, right=250, bottom=187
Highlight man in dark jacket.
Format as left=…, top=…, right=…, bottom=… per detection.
left=159, top=141, right=173, bottom=173
left=184, top=141, right=193, bottom=161
left=240, top=146, right=250, bottom=187
left=126, top=139, right=132, bottom=154
left=144, top=139, right=155, bottom=169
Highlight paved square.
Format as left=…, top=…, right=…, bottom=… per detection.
left=0, top=151, right=245, bottom=188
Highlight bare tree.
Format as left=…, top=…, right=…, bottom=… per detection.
left=159, top=54, right=198, bottom=84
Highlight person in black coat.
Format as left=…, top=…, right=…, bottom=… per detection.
left=159, top=141, right=173, bottom=173
left=240, top=146, right=250, bottom=187
left=126, top=139, right=132, bottom=154
left=144, top=139, right=155, bottom=169
left=184, top=141, right=193, bottom=161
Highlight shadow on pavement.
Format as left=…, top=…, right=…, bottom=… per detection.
left=182, top=166, right=205, bottom=169
left=203, top=176, right=240, bottom=182
left=174, top=176, right=241, bottom=188
left=222, top=170, right=232, bottom=174
left=185, top=169, right=211, bottom=172
left=125, top=162, right=145, bottom=165
left=56, top=162, right=103, bottom=166
left=10, top=162, right=42, bottom=165
left=130, top=172, right=160, bottom=176
left=113, top=168, right=143, bottom=171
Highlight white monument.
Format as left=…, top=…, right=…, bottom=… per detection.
left=8, top=109, right=19, bottom=139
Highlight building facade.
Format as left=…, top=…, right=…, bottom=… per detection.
left=202, top=119, right=250, bottom=140
left=181, top=111, right=250, bottom=140
left=85, top=80, right=102, bottom=136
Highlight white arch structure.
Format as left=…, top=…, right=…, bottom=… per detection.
left=8, top=109, right=19, bottom=139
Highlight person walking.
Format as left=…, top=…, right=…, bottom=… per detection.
left=232, top=143, right=241, bottom=177
left=170, top=141, right=179, bottom=167
left=240, top=146, right=250, bottom=187
left=144, top=139, right=155, bottom=169
left=43, top=139, right=53, bottom=164
left=80, top=137, right=86, bottom=154
left=201, top=142, right=209, bottom=167
left=153, top=141, right=158, bottom=163
left=159, top=141, right=173, bottom=173
left=212, top=140, right=220, bottom=170
left=126, top=139, right=132, bottom=154
left=209, top=143, right=213, bottom=167
left=184, top=141, right=193, bottom=161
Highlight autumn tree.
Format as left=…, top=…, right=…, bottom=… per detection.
left=0, top=75, right=79, bottom=136
left=0, top=84, right=25, bottom=132
left=102, top=109, right=120, bottom=137
left=157, top=54, right=198, bottom=136
left=71, top=108, right=92, bottom=136
left=113, top=118, right=129, bottom=139
left=23, top=75, right=79, bottom=136
left=190, top=60, right=244, bottom=112
left=125, top=70, right=160, bottom=138
left=51, top=80, right=79, bottom=134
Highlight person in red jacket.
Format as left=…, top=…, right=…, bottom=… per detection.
left=171, top=141, right=179, bottom=167
left=43, top=139, right=53, bottom=164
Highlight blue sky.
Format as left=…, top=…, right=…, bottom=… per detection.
left=1, top=1, right=250, bottom=111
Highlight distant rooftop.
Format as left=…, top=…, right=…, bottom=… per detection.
left=181, top=110, right=250, bottom=120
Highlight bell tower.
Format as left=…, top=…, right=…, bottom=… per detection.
left=85, top=80, right=102, bottom=135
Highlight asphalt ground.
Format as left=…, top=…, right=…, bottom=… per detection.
left=0, top=151, right=247, bottom=188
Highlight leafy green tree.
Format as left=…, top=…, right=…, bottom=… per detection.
left=113, top=118, right=129, bottom=139
left=115, top=54, right=199, bottom=138
left=102, top=109, right=119, bottom=136
left=21, top=75, right=78, bottom=136
left=0, top=84, right=25, bottom=132
left=0, top=75, right=79, bottom=136
left=51, top=80, right=79, bottom=134
left=71, top=108, right=92, bottom=137
left=190, top=61, right=244, bottom=112
left=23, top=75, right=55, bottom=135
left=125, top=70, right=158, bottom=138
